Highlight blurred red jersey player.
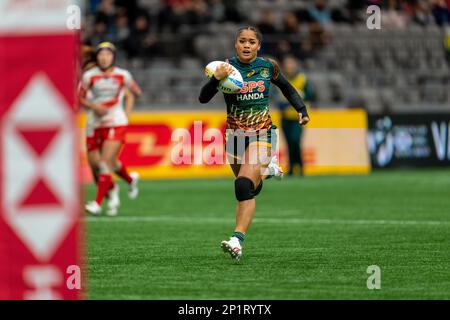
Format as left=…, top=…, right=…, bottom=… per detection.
left=79, top=42, right=142, bottom=216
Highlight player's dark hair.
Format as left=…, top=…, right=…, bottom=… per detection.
left=82, top=45, right=97, bottom=70
left=235, top=26, right=263, bottom=44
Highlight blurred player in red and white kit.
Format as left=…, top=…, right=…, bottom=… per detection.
left=79, top=42, right=142, bottom=216
left=81, top=45, right=138, bottom=215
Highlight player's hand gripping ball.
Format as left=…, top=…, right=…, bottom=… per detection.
left=204, top=61, right=244, bottom=94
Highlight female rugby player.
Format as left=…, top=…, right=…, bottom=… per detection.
left=80, top=42, right=142, bottom=216
left=199, top=27, right=310, bottom=261
left=81, top=44, right=140, bottom=216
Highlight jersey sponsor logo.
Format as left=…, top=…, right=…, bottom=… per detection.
left=246, top=70, right=256, bottom=78
left=236, top=92, right=264, bottom=101
left=240, top=81, right=265, bottom=94
left=238, top=81, right=265, bottom=100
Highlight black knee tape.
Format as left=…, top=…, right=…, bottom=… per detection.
left=254, top=181, right=263, bottom=197
left=235, top=177, right=255, bottom=201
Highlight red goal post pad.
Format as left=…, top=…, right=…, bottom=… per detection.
left=0, top=1, right=83, bottom=300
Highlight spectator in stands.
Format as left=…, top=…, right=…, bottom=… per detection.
left=345, top=0, right=365, bottom=23
left=276, top=12, right=307, bottom=60
left=308, top=24, right=331, bottom=54
left=383, top=0, right=408, bottom=28
left=185, top=0, right=212, bottom=25
left=299, top=1, right=332, bottom=55
left=95, top=0, right=117, bottom=33
left=115, top=0, right=141, bottom=24
left=307, top=0, right=333, bottom=27
left=411, top=0, right=435, bottom=26
left=328, top=4, right=353, bottom=24
left=222, top=0, right=243, bottom=23
left=115, top=12, right=130, bottom=50
left=89, top=0, right=102, bottom=14
left=125, top=14, right=160, bottom=60
left=158, top=0, right=191, bottom=33
left=208, top=0, right=226, bottom=22
left=88, top=20, right=111, bottom=47
left=257, top=10, right=279, bottom=57
left=257, top=9, right=278, bottom=35
left=431, top=0, right=450, bottom=26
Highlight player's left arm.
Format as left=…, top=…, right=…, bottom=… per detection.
left=124, top=70, right=142, bottom=97
left=124, top=88, right=135, bottom=118
left=269, top=58, right=310, bottom=125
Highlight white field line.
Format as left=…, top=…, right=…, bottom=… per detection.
left=85, top=215, right=450, bottom=226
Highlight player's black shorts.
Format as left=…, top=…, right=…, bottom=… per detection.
left=225, top=126, right=278, bottom=164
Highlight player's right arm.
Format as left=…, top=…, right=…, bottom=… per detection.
left=198, top=63, right=233, bottom=103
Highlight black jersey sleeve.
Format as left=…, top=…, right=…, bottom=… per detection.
left=198, top=77, right=220, bottom=103
left=272, top=73, right=309, bottom=118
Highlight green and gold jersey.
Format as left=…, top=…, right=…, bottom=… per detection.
left=225, top=56, right=280, bottom=131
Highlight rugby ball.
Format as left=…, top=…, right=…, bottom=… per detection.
left=204, top=61, right=244, bottom=94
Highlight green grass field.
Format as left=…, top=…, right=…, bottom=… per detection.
left=85, top=169, right=450, bottom=299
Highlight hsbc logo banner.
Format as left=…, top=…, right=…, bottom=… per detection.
left=0, top=2, right=82, bottom=300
